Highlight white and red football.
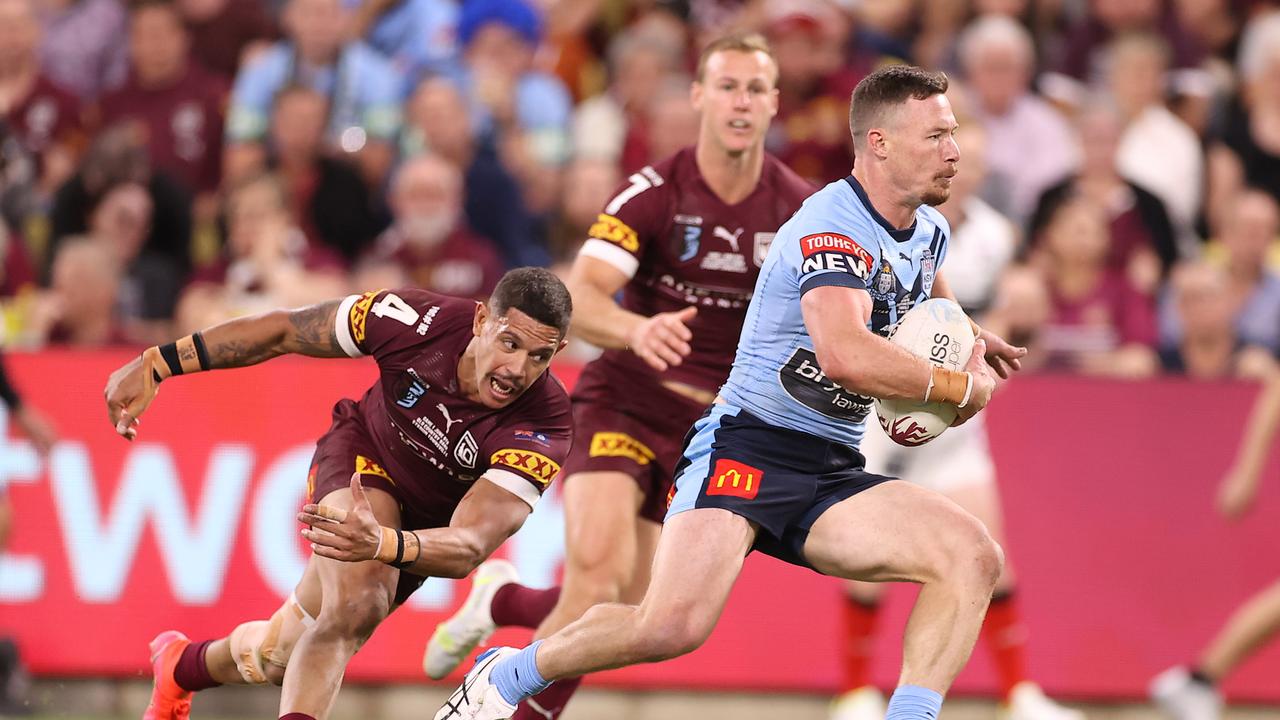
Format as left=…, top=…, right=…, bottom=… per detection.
left=873, top=298, right=976, bottom=447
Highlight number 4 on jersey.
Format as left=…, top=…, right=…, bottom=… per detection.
left=372, top=293, right=420, bottom=326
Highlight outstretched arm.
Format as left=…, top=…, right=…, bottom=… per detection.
left=567, top=254, right=697, bottom=372
left=1219, top=371, right=1280, bottom=519
left=104, top=299, right=349, bottom=440
left=299, top=475, right=531, bottom=578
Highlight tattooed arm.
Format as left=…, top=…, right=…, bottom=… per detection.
left=201, top=300, right=348, bottom=367
left=104, top=300, right=349, bottom=439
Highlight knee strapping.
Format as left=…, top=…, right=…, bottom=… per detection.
left=228, top=593, right=317, bottom=684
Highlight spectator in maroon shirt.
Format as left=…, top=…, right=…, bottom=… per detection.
left=1033, top=195, right=1160, bottom=378
left=175, top=172, right=346, bottom=333
left=0, top=0, right=83, bottom=231
left=98, top=0, right=228, bottom=199
left=28, top=236, right=132, bottom=347
left=356, top=154, right=504, bottom=301
left=267, top=85, right=385, bottom=264
left=175, top=0, right=277, bottom=81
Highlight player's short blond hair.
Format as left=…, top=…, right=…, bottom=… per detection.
left=695, top=33, right=778, bottom=86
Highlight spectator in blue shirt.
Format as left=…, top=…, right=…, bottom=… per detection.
left=224, top=0, right=402, bottom=186
left=350, top=0, right=460, bottom=92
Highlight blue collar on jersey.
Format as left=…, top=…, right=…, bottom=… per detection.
left=843, top=175, right=917, bottom=243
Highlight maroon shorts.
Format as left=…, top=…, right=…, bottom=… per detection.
left=307, top=399, right=428, bottom=605
left=562, top=364, right=710, bottom=523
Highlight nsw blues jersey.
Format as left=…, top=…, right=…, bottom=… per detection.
left=720, top=176, right=950, bottom=448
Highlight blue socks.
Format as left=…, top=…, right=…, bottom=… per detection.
left=886, top=685, right=943, bottom=720
left=489, top=641, right=551, bottom=705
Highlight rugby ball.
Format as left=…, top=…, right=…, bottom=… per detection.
left=874, top=298, right=976, bottom=447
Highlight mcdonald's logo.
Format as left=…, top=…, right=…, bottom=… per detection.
left=706, top=458, right=763, bottom=500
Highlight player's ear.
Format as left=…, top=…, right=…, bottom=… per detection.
left=473, top=302, right=489, bottom=337
left=690, top=80, right=703, bottom=111
left=868, top=128, right=890, bottom=159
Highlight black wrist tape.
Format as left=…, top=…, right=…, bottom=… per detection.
left=157, top=342, right=184, bottom=377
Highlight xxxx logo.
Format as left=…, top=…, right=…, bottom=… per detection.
left=355, top=454, right=394, bottom=483
left=706, top=458, right=763, bottom=500
left=588, top=214, right=639, bottom=252
left=589, top=432, right=656, bottom=465
left=349, top=291, right=378, bottom=344
left=491, top=448, right=561, bottom=486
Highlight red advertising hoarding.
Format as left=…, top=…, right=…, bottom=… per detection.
left=1, top=351, right=1277, bottom=700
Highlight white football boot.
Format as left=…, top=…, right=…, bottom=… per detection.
left=1001, top=682, right=1087, bottom=720
left=1151, top=667, right=1223, bottom=720
left=434, top=647, right=519, bottom=720
left=425, top=560, right=520, bottom=679
left=829, top=686, right=886, bottom=720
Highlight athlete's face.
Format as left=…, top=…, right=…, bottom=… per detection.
left=692, top=49, right=779, bottom=157
left=470, top=305, right=566, bottom=408
left=883, top=94, right=959, bottom=207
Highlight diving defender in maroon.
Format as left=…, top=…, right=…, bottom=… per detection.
left=102, top=268, right=575, bottom=720
left=423, top=33, right=815, bottom=720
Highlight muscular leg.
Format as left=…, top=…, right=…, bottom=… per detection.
left=803, top=481, right=1003, bottom=694
left=532, top=472, right=646, bottom=640
left=532, top=508, right=756, bottom=679
left=620, top=517, right=661, bottom=604
left=276, top=485, right=402, bottom=719
left=1198, top=578, right=1280, bottom=681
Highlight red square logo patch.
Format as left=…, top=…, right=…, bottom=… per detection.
left=706, top=458, right=763, bottom=500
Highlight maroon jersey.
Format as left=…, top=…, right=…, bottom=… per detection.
left=97, top=65, right=228, bottom=194
left=5, top=74, right=82, bottom=159
left=578, top=146, right=815, bottom=394
left=332, top=288, right=572, bottom=514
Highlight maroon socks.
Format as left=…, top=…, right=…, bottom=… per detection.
left=489, top=584, right=561, bottom=629
left=172, top=640, right=220, bottom=692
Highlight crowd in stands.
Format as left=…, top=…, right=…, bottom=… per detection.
left=1, top=0, right=1279, bottom=381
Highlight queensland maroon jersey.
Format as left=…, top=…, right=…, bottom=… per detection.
left=5, top=75, right=82, bottom=159
left=332, top=288, right=572, bottom=511
left=578, top=146, right=815, bottom=393
left=97, top=64, right=228, bottom=194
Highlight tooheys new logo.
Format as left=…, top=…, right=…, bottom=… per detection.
left=798, top=232, right=874, bottom=280
left=778, top=348, right=872, bottom=422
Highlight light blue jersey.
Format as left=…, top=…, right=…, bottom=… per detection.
left=720, top=176, right=950, bottom=449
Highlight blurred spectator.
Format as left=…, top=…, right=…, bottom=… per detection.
left=352, top=0, right=459, bottom=89
left=48, top=121, right=192, bottom=290
left=1206, top=11, right=1280, bottom=232
left=36, top=0, right=128, bottom=101
left=0, top=221, right=36, bottom=298
left=355, top=154, right=503, bottom=301
left=763, top=0, right=864, bottom=184
left=546, top=155, right=620, bottom=264
left=267, top=85, right=384, bottom=264
left=1174, top=0, right=1244, bottom=64
left=1159, top=260, right=1276, bottom=378
left=1041, top=0, right=1213, bottom=110
left=1107, top=32, right=1204, bottom=240
left=1162, top=189, right=1280, bottom=360
left=644, top=78, right=700, bottom=167
left=98, top=0, right=228, bottom=198
left=984, top=263, right=1053, bottom=367
left=1029, top=103, right=1178, bottom=290
left=175, top=173, right=345, bottom=333
left=455, top=0, right=573, bottom=198
left=572, top=25, right=685, bottom=169
left=934, top=121, right=1018, bottom=314
left=176, top=0, right=277, bottom=81
left=1032, top=196, right=1159, bottom=378
left=0, top=0, right=83, bottom=236
left=958, top=14, right=1079, bottom=223
left=224, top=0, right=402, bottom=186
left=402, top=75, right=544, bottom=267
left=28, top=236, right=129, bottom=346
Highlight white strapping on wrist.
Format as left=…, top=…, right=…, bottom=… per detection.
left=958, top=372, right=974, bottom=408
left=923, top=370, right=936, bottom=403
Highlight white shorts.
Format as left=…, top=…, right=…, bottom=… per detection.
left=858, top=414, right=996, bottom=494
